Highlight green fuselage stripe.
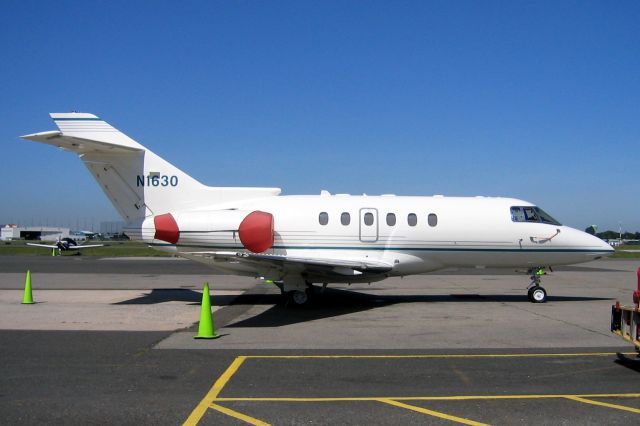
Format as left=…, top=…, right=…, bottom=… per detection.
left=148, top=242, right=607, bottom=254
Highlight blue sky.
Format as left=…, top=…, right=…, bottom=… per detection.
left=1, top=1, right=638, bottom=232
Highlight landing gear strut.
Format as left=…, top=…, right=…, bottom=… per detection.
left=527, top=267, right=548, bottom=303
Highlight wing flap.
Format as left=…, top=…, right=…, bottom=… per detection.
left=183, top=251, right=393, bottom=276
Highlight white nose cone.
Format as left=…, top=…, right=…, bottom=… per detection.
left=564, top=226, right=614, bottom=261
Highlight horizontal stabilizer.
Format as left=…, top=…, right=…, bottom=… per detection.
left=22, top=113, right=144, bottom=154
left=21, top=131, right=143, bottom=154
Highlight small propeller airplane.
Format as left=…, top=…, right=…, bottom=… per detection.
left=27, top=237, right=104, bottom=255
left=22, top=113, right=613, bottom=305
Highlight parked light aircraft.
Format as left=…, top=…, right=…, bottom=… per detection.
left=22, top=113, right=613, bottom=305
left=27, top=237, right=103, bottom=254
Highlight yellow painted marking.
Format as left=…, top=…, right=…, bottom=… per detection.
left=379, top=399, right=489, bottom=426
left=566, top=396, right=640, bottom=414
left=214, top=393, right=640, bottom=402
left=183, top=352, right=639, bottom=424
left=183, top=356, right=247, bottom=426
left=242, top=352, right=634, bottom=360
left=210, top=403, right=271, bottom=426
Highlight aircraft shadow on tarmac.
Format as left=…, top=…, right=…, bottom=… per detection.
left=225, top=287, right=614, bottom=328
left=112, top=287, right=612, bottom=307
left=111, top=289, right=239, bottom=305
left=110, top=287, right=613, bottom=327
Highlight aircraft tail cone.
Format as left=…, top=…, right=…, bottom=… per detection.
left=22, top=270, right=34, bottom=304
left=194, top=282, right=220, bottom=339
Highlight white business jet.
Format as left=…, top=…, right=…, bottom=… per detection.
left=22, top=113, right=613, bottom=305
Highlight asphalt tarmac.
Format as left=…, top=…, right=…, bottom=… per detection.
left=1, top=256, right=639, bottom=425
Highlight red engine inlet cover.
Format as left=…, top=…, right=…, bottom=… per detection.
left=154, top=213, right=180, bottom=244
left=238, top=211, right=274, bottom=253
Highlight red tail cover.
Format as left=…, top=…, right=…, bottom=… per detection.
left=238, top=211, right=274, bottom=253
left=154, top=213, right=180, bottom=244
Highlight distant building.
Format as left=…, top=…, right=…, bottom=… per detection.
left=100, top=221, right=125, bottom=235
left=1, top=225, right=70, bottom=241
left=1, top=225, right=19, bottom=241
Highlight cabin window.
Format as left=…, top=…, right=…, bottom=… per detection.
left=364, top=212, right=374, bottom=226
left=510, top=206, right=561, bottom=226
left=319, top=212, right=329, bottom=225
left=341, top=212, right=351, bottom=226
left=408, top=213, right=417, bottom=226
left=428, top=213, right=438, bottom=227
left=386, top=213, right=396, bottom=226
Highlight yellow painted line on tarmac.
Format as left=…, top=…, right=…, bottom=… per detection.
left=242, top=352, right=635, bottom=360
left=184, top=352, right=639, bottom=424
left=210, top=403, right=271, bottom=426
left=379, top=399, right=489, bottom=426
left=183, top=356, right=247, bottom=426
left=214, top=393, right=640, bottom=402
left=565, top=396, right=640, bottom=414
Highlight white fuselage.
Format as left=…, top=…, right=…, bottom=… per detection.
left=132, top=194, right=613, bottom=283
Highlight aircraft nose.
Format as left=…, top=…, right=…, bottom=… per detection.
left=562, top=226, right=614, bottom=259
left=597, top=235, right=615, bottom=253
left=585, top=231, right=615, bottom=255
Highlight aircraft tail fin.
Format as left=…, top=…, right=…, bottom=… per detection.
left=22, top=113, right=281, bottom=222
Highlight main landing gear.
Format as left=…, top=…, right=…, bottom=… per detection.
left=527, top=267, right=548, bottom=303
left=288, top=287, right=313, bottom=306
left=272, top=278, right=315, bottom=307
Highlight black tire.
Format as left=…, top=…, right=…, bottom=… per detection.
left=530, top=286, right=547, bottom=303
left=289, top=290, right=309, bottom=306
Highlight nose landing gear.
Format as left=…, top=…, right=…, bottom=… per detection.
left=527, top=267, right=548, bottom=303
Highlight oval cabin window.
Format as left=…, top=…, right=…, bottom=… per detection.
left=428, top=213, right=438, bottom=227
left=364, top=212, right=374, bottom=226
left=386, top=213, right=396, bottom=226
left=319, top=212, right=329, bottom=225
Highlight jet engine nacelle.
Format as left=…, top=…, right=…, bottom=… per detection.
left=143, top=210, right=274, bottom=253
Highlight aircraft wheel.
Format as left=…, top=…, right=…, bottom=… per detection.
left=527, top=287, right=534, bottom=301
left=529, top=286, right=547, bottom=303
left=289, top=290, right=309, bottom=306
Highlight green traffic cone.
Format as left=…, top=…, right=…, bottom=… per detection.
left=22, top=270, right=34, bottom=304
left=194, top=282, right=220, bottom=339
left=51, top=248, right=56, bottom=257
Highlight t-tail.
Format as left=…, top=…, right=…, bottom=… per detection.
left=21, top=113, right=281, bottom=222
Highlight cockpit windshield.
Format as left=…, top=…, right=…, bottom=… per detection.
left=510, top=206, right=561, bottom=226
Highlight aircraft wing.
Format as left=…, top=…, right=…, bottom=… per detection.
left=67, top=244, right=104, bottom=250
left=26, top=243, right=58, bottom=249
left=182, top=251, right=393, bottom=278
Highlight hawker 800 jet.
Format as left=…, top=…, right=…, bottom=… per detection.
left=22, top=113, right=613, bottom=305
